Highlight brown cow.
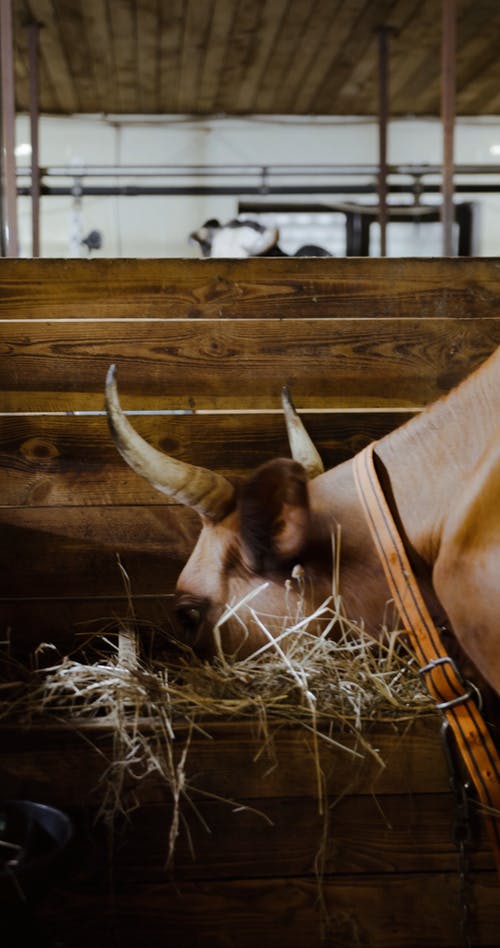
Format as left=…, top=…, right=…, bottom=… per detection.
left=105, top=348, right=500, bottom=695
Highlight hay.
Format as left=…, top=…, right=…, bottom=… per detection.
left=0, top=585, right=434, bottom=866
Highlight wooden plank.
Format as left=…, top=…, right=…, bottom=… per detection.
left=390, top=0, right=445, bottom=111
left=255, top=0, right=317, bottom=113
left=80, top=0, right=117, bottom=113
left=278, top=0, right=361, bottom=114
left=109, top=0, right=138, bottom=114
left=0, top=594, right=175, bottom=659
left=25, top=0, right=79, bottom=113
left=1, top=258, right=500, bottom=320
left=158, top=0, right=185, bottom=113
left=136, top=0, right=160, bottom=113
left=233, top=0, right=289, bottom=113
left=55, top=0, right=96, bottom=114
left=454, top=0, right=500, bottom=113
left=176, top=0, right=214, bottom=112
left=0, top=718, right=448, bottom=804
left=36, top=872, right=500, bottom=948
left=0, top=411, right=414, bottom=506
left=217, top=0, right=264, bottom=114
left=196, top=0, right=237, bottom=113
left=311, top=1, right=396, bottom=116
left=0, top=506, right=198, bottom=597
left=1, top=317, right=498, bottom=413
left=100, top=793, right=494, bottom=878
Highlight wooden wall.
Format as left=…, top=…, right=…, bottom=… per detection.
left=2, top=256, right=500, bottom=659
left=1, top=257, right=499, bottom=946
left=1, top=717, right=499, bottom=948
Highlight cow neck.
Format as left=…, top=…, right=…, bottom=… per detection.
left=374, top=350, right=499, bottom=569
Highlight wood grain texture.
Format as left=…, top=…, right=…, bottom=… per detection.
left=2, top=317, right=498, bottom=412
left=11, top=0, right=500, bottom=116
left=0, top=595, right=175, bottom=658
left=2, top=716, right=497, bottom=947
left=0, top=506, right=198, bottom=596
left=0, top=715, right=449, bottom=808
left=106, top=792, right=493, bottom=878
left=0, top=412, right=414, bottom=506
left=1, top=257, right=500, bottom=319
left=2, top=258, right=499, bottom=413
left=0, top=718, right=450, bottom=804
left=36, top=872, right=500, bottom=948
left=2, top=190, right=500, bottom=948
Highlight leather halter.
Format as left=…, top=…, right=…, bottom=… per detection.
left=353, top=443, right=500, bottom=875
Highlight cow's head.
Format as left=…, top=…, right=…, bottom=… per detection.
left=105, top=366, right=329, bottom=659
left=189, top=218, right=280, bottom=258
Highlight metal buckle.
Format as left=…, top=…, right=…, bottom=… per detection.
left=435, top=690, right=474, bottom=711
left=418, top=655, right=474, bottom=710
left=419, top=655, right=461, bottom=676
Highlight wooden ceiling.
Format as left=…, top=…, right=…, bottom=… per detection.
left=11, top=0, right=500, bottom=117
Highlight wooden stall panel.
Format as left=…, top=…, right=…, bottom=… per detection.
left=0, top=412, right=416, bottom=507
left=1, top=259, right=499, bottom=945
left=0, top=596, right=175, bottom=659
left=0, top=503, right=196, bottom=655
left=1, top=257, right=500, bottom=319
left=111, top=793, right=493, bottom=880
left=1, top=257, right=500, bottom=412
left=1, top=719, right=497, bottom=948
left=2, top=315, right=499, bottom=412
left=0, top=719, right=451, bottom=805
left=1, top=256, right=499, bottom=656
left=38, top=873, right=500, bottom=948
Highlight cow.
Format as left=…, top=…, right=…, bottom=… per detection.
left=189, top=218, right=331, bottom=258
left=105, top=348, right=500, bottom=697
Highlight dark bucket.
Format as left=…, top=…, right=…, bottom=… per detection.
left=0, top=800, right=73, bottom=905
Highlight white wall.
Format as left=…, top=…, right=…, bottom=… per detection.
left=13, top=113, right=500, bottom=258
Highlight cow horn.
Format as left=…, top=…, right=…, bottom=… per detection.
left=281, top=386, right=324, bottom=478
left=105, top=365, right=235, bottom=520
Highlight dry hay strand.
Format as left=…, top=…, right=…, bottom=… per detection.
left=0, top=584, right=435, bottom=867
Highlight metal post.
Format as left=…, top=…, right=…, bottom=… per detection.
left=377, top=27, right=390, bottom=258
left=27, top=20, right=41, bottom=257
left=441, top=0, right=456, bottom=256
left=0, top=0, right=18, bottom=256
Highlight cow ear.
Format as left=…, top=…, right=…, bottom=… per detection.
left=237, top=459, right=310, bottom=571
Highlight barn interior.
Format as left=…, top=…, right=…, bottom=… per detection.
left=1, top=2, right=500, bottom=947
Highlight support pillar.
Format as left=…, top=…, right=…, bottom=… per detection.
left=27, top=20, right=41, bottom=257
left=0, top=0, right=18, bottom=256
left=377, top=27, right=391, bottom=258
left=441, top=0, right=456, bottom=256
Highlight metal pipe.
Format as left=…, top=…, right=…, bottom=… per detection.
left=441, top=0, right=456, bottom=256
left=27, top=20, right=41, bottom=257
left=15, top=182, right=497, bottom=198
left=14, top=162, right=500, bottom=180
left=0, top=0, right=18, bottom=256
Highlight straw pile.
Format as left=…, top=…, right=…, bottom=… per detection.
left=1, top=583, right=435, bottom=864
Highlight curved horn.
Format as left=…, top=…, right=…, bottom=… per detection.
left=105, top=365, right=235, bottom=520
left=281, top=386, right=324, bottom=479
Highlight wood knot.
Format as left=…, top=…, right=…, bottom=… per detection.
left=20, top=437, right=60, bottom=462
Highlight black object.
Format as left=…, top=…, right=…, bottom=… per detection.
left=0, top=800, right=73, bottom=946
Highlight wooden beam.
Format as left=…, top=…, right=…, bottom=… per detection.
left=441, top=0, right=456, bottom=256
left=0, top=0, right=18, bottom=256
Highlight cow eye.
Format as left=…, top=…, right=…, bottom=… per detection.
left=175, top=603, right=203, bottom=641
left=184, top=607, right=201, bottom=627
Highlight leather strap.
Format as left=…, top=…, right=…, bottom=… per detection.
left=353, top=442, right=500, bottom=874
